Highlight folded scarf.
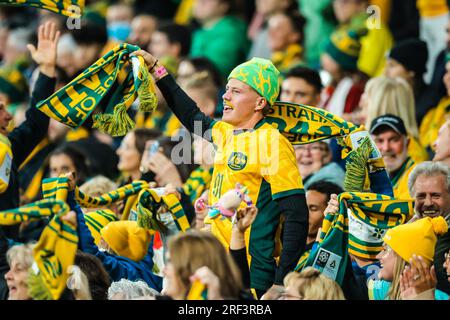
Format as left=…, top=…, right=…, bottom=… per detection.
left=37, top=43, right=157, bottom=136
left=303, top=192, right=412, bottom=285
left=0, top=0, right=84, bottom=17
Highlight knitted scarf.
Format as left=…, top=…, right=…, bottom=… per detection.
left=136, top=188, right=190, bottom=233
left=266, top=101, right=360, bottom=145
left=303, top=192, right=412, bottom=285
left=0, top=197, right=77, bottom=300
left=182, top=166, right=214, bottom=205
left=36, top=43, right=157, bottom=137
left=0, top=0, right=84, bottom=17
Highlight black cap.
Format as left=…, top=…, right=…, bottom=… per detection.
left=370, top=114, right=407, bottom=136
left=388, top=38, right=428, bottom=77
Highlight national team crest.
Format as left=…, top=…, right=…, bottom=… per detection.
left=227, top=152, right=247, bottom=171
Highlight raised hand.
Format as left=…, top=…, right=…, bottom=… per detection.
left=400, top=255, right=437, bottom=300
left=27, top=21, right=60, bottom=77
left=234, top=206, right=258, bottom=233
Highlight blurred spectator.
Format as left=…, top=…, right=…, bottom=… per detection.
left=298, top=0, right=336, bottom=69
left=294, top=141, right=345, bottom=189
left=370, top=115, right=416, bottom=199
left=433, top=118, right=450, bottom=167
left=280, top=66, right=323, bottom=106
left=268, top=12, right=306, bottom=73
left=48, top=144, right=90, bottom=185
left=359, top=76, right=428, bottom=163
left=385, top=39, right=429, bottom=125
left=4, top=243, right=35, bottom=300
left=247, top=0, right=297, bottom=60
left=332, top=0, right=393, bottom=78
left=129, top=14, right=158, bottom=49
left=417, top=0, right=449, bottom=84
left=190, top=0, right=249, bottom=79
left=106, top=2, right=134, bottom=43
left=149, top=23, right=192, bottom=75
left=320, top=29, right=367, bottom=118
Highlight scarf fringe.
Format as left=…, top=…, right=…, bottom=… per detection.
left=137, top=64, right=158, bottom=112
left=344, top=136, right=371, bottom=192
left=28, top=272, right=53, bottom=300
left=92, top=103, right=135, bottom=136
left=137, top=203, right=167, bottom=233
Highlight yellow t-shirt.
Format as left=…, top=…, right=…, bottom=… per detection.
left=391, top=157, right=416, bottom=200
left=205, top=118, right=304, bottom=290
left=0, top=135, right=12, bottom=194
left=419, top=96, right=450, bottom=150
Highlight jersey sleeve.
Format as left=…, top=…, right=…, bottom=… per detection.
left=262, top=132, right=304, bottom=200
left=0, top=138, right=12, bottom=194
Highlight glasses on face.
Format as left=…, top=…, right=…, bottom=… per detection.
left=294, top=145, right=326, bottom=153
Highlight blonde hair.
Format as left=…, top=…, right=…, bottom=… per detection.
left=79, top=175, right=118, bottom=197
left=387, top=254, right=407, bottom=300
left=284, top=267, right=345, bottom=300
left=183, top=71, right=218, bottom=102
left=364, top=76, right=419, bottom=140
left=168, top=231, right=243, bottom=299
left=6, top=243, right=35, bottom=269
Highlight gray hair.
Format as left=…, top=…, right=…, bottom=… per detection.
left=6, top=243, right=35, bottom=269
left=107, top=279, right=159, bottom=300
left=408, top=161, right=450, bottom=196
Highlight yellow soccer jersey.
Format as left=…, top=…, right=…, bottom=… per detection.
left=205, top=118, right=304, bottom=290
left=391, top=157, right=416, bottom=201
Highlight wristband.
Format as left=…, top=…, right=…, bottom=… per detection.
left=153, top=65, right=168, bottom=78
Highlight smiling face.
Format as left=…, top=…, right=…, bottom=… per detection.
left=376, top=245, right=397, bottom=281
left=116, top=132, right=142, bottom=174
left=413, top=174, right=450, bottom=218
left=372, top=129, right=409, bottom=173
left=5, top=258, right=31, bottom=300
left=294, top=142, right=330, bottom=179
left=0, top=100, right=12, bottom=136
left=221, top=78, right=266, bottom=128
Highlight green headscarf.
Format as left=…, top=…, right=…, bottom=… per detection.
left=228, top=57, right=280, bottom=105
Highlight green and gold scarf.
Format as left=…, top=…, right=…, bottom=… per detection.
left=302, top=192, right=412, bottom=285
left=266, top=101, right=360, bottom=145
left=137, top=188, right=191, bottom=233
left=29, top=210, right=78, bottom=300
left=0, top=198, right=76, bottom=300
left=0, top=0, right=84, bottom=17
left=182, top=166, right=214, bottom=205
left=37, top=43, right=157, bottom=136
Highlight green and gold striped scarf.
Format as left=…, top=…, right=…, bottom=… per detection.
left=29, top=210, right=78, bottom=300
left=303, top=192, right=412, bottom=285
left=183, top=166, right=214, bottom=205
left=0, top=0, right=84, bottom=17
left=37, top=43, right=157, bottom=137
left=266, top=101, right=360, bottom=145
left=0, top=198, right=77, bottom=300
left=137, top=188, right=190, bottom=233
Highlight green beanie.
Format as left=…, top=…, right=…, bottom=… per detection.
left=0, top=66, right=28, bottom=104
left=324, top=29, right=365, bottom=71
left=228, top=57, right=281, bottom=105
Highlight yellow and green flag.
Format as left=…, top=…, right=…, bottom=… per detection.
left=266, top=101, right=360, bottom=145
left=36, top=43, right=157, bottom=137
left=0, top=0, right=85, bottom=17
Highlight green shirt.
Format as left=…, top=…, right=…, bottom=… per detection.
left=190, top=16, right=250, bottom=79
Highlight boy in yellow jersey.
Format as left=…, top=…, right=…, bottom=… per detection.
left=133, top=50, right=308, bottom=297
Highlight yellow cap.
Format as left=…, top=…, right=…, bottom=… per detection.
left=383, top=216, right=448, bottom=263
left=84, top=209, right=118, bottom=245
left=100, top=221, right=151, bottom=262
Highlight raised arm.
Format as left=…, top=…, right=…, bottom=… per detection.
left=131, top=50, right=215, bottom=139
left=8, top=21, right=59, bottom=165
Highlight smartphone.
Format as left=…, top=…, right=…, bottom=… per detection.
left=148, top=141, right=160, bottom=157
